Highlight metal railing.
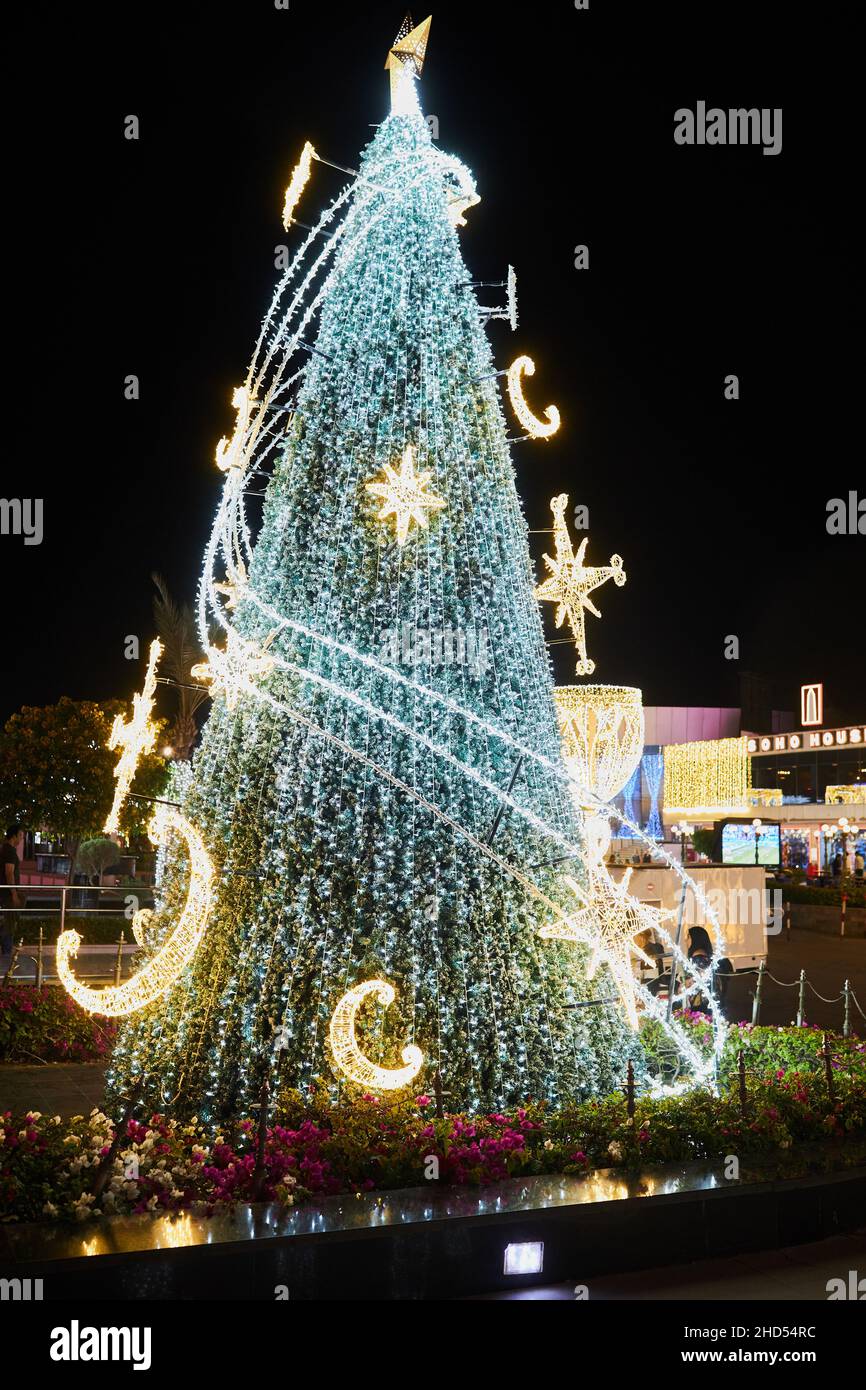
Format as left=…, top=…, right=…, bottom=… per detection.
left=1, top=883, right=152, bottom=984
left=738, top=960, right=865, bottom=1036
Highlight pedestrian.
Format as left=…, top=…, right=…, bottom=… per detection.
left=0, top=823, right=24, bottom=957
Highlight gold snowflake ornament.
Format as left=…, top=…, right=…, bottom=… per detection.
left=540, top=869, right=675, bottom=1029
left=365, top=444, right=446, bottom=547
left=535, top=494, right=626, bottom=676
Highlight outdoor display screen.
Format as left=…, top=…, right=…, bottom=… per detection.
left=720, top=820, right=781, bottom=867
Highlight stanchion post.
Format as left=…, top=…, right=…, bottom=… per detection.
left=114, top=929, right=125, bottom=987
left=796, top=967, right=807, bottom=1027
left=624, top=1058, right=636, bottom=1122
left=843, top=979, right=851, bottom=1039
left=737, top=1049, right=747, bottom=1115
left=818, top=1033, right=836, bottom=1103
left=751, top=959, right=765, bottom=1025
left=3, top=938, right=23, bottom=985
left=35, top=926, right=44, bottom=989
left=840, top=892, right=847, bottom=938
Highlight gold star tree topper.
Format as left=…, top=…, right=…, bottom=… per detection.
left=535, top=494, right=626, bottom=677
left=365, top=443, right=446, bottom=547
left=385, top=13, right=432, bottom=107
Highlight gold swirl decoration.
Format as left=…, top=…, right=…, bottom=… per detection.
left=56, top=806, right=214, bottom=1017
left=329, top=979, right=424, bottom=1090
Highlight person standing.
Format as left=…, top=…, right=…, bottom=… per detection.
left=0, top=824, right=24, bottom=957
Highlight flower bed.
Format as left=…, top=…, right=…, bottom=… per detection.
left=0, top=986, right=116, bottom=1063
left=2, top=1022, right=864, bottom=1224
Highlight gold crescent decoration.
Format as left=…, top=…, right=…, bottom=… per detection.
left=506, top=355, right=561, bottom=439
left=328, top=979, right=424, bottom=1091
left=57, top=806, right=214, bottom=1017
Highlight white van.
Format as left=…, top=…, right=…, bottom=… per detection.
left=608, top=863, right=770, bottom=981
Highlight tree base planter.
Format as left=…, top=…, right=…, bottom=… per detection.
left=2, top=1150, right=863, bottom=1300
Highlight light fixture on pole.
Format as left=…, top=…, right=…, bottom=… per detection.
left=751, top=817, right=763, bottom=866
left=671, top=820, right=693, bottom=864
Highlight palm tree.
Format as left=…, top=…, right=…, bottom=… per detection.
left=151, top=573, right=209, bottom=761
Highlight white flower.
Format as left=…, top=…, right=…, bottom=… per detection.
left=607, top=1140, right=624, bottom=1163
left=543, top=1139, right=554, bottom=1150
left=42, top=1201, right=59, bottom=1218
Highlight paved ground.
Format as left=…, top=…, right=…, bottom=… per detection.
left=0, top=1063, right=107, bottom=1119
left=724, top=927, right=865, bottom=1035
left=471, top=1228, right=866, bottom=1300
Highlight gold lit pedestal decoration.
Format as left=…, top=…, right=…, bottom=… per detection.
left=535, top=495, right=626, bottom=676
left=329, top=979, right=424, bottom=1091
left=57, top=806, right=214, bottom=1017
left=553, top=684, right=644, bottom=805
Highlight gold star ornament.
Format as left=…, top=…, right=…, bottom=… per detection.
left=385, top=14, right=432, bottom=107
left=365, top=444, right=446, bottom=547
left=535, top=494, right=626, bottom=676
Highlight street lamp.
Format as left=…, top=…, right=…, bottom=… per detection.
left=751, top=817, right=763, bottom=866
left=671, top=821, right=693, bottom=864
left=822, top=817, right=861, bottom=874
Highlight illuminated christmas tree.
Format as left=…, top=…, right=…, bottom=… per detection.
left=106, top=17, right=643, bottom=1123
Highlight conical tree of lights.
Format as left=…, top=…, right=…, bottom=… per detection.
left=106, top=21, right=644, bottom=1124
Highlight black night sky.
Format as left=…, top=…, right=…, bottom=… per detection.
left=5, top=1, right=862, bottom=728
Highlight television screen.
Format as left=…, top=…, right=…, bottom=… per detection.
left=721, top=820, right=781, bottom=867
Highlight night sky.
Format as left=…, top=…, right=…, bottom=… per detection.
left=5, top=1, right=861, bottom=728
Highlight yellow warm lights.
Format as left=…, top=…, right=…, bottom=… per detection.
left=215, top=386, right=254, bottom=473
left=191, top=626, right=279, bottom=710
left=329, top=979, right=424, bottom=1090
left=663, top=737, right=751, bottom=817
left=364, top=443, right=446, bottom=547
left=747, top=788, right=783, bottom=807
left=57, top=806, right=214, bottom=1017
left=540, top=869, right=672, bottom=1029
left=506, top=355, right=561, bottom=439
left=385, top=14, right=432, bottom=107
left=825, top=784, right=866, bottom=805
left=103, top=639, right=163, bottom=836
left=553, top=685, right=644, bottom=803
left=535, top=495, right=626, bottom=676
left=282, top=141, right=317, bottom=231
